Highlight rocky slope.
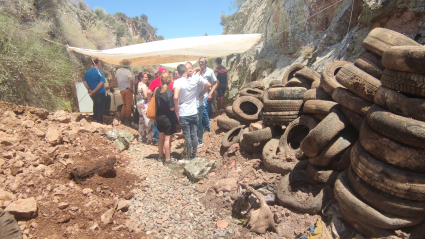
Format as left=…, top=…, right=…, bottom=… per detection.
left=222, top=0, right=425, bottom=98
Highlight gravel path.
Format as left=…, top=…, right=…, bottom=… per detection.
left=125, top=141, right=236, bottom=239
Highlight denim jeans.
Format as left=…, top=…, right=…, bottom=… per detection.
left=91, top=92, right=105, bottom=123
left=197, top=105, right=204, bottom=144
left=202, top=97, right=211, bottom=132
left=180, top=114, right=198, bottom=159
left=153, top=120, right=159, bottom=143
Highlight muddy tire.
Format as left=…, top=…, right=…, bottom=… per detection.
left=335, top=171, right=423, bottom=229
left=336, top=64, right=381, bottom=103
left=268, top=79, right=283, bottom=88
left=239, top=88, right=264, bottom=101
left=0, top=209, right=22, bottom=239
left=262, top=139, right=299, bottom=175
left=240, top=139, right=265, bottom=154
left=362, top=27, right=420, bottom=56
left=359, top=120, right=425, bottom=173
left=354, top=50, right=385, bottom=79
left=300, top=110, right=350, bottom=158
left=329, top=146, right=352, bottom=172
left=309, top=127, right=357, bottom=167
left=232, top=96, right=263, bottom=124
left=263, top=91, right=304, bottom=112
left=302, top=88, right=333, bottom=102
left=241, top=81, right=265, bottom=90
left=310, top=80, right=320, bottom=89
left=382, top=46, right=425, bottom=74
left=217, top=116, right=242, bottom=130
left=221, top=126, right=245, bottom=148
left=367, top=104, right=425, bottom=149
left=225, top=106, right=235, bottom=119
left=374, top=86, right=425, bottom=122
left=285, top=77, right=311, bottom=89
left=294, top=66, right=321, bottom=82
left=381, top=68, right=425, bottom=98
left=262, top=112, right=300, bottom=126
left=306, top=163, right=339, bottom=186
left=347, top=167, right=425, bottom=218
left=266, top=87, right=306, bottom=100
left=243, top=126, right=284, bottom=145
left=351, top=141, right=425, bottom=201
left=279, top=115, right=319, bottom=161
left=340, top=106, right=364, bottom=131
left=332, top=87, right=372, bottom=116
left=282, top=63, right=305, bottom=85
left=302, top=100, right=339, bottom=115
left=311, top=114, right=327, bottom=121
left=320, top=61, right=351, bottom=95
left=276, top=170, right=333, bottom=214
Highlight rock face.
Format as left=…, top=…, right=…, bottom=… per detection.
left=184, top=158, right=216, bottom=182
left=5, top=197, right=38, bottom=219
left=222, top=0, right=425, bottom=96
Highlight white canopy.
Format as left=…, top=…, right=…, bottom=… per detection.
left=67, top=34, right=262, bottom=66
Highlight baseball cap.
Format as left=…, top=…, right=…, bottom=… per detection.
left=157, top=67, right=167, bottom=73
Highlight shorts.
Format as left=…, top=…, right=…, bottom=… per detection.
left=217, top=84, right=227, bottom=97
left=156, top=115, right=176, bottom=136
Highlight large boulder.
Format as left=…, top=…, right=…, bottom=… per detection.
left=184, top=158, right=216, bottom=182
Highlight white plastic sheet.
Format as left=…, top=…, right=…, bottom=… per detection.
left=67, top=34, right=262, bottom=66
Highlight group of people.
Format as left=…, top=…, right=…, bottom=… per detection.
left=83, top=57, right=228, bottom=164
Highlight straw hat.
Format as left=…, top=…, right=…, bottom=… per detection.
left=119, top=59, right=132, bottom=67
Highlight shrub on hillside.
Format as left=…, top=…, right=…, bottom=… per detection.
left=94, top=7, right=106, bottom=19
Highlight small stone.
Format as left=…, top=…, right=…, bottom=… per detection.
left=100, top=208, right=114, bottom=224
left=57, top=202, right=69, bottom=210
left=22, top=120, right=35, bottom=128
left=213, top=178, right=238, bottom=193
left=249, top=123, right=263, bottom=131
left=116, top=200, right=130, bottom=212
left=45, top=128, right=62, bottom=145
left=175, top=195, right=182, bottom=200
left=53, top=110, right=71, bottom=123
left=30, top=222, right=37, bottom=228
left=82, top=188, right=93, bottom=195
left=217, top=220, right=229, bottom=228
left=89, top=222, right=100, bottom=231
left=183, top=158, right=216, bottom=182
left=5, top=197, right=38, bottom=219
left=56, top=215, right=71, bottom=223
left=124, top=192, right=134, bottom=200
left=112, top=225, right=127, bottom=231
left=31, top=128, right=45, bottom=137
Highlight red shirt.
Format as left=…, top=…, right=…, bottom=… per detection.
left=148, top=77, right=174, bottom=92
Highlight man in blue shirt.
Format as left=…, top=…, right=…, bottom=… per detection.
left=83, top=57, right=106, bottom=124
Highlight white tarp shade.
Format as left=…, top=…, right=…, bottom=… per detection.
left=67, top=34, right=262, bottom=66
left=161, top=61, right=197, bottom=69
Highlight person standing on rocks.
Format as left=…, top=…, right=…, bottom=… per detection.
left=136, top=72, right=153, bottom=144
left=115, top=59, right=134, bottom=122
left=132, top=68, right=140, bottom=128
left=199, top=57, right=218, bottom=134
left=83, top=57, right=106, bottom=124
left=173, top=63, right=210, bottom=161
left=148, top=67, right=169, bottom=146
left=214, top=57, right=228, bottom=110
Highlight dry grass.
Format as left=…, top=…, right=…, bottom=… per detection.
left=300, top=44, right=315, bottom=59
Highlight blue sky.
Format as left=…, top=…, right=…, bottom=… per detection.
left=84, top=0, right=238, bottom=39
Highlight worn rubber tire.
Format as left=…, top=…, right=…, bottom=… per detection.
left=381, top=68, right=425, bottom=98
left=285, top=77, right=311, bottom=89
left=221, top=126, right=245, bottom=148
left=309, top=127, right=358, bottom=167
left=279, top=115, right=319, bottom=161
left=262, top=112, right=300, bottom=126
left=232, top=96, right=263, bottom=124
left=294, top=66, right=321, bottom=82
left=217, top=116, right=242, bottom=130
left=362, top=27, right=420, bottom=56
left=268, top=79, right=283, bottom=88
left=269, top=84, right=286, bottom=88
left=336, top=64, right=382, bottom=103
left=367, top=104, right=425, bottom=149
left=320, top=61, right=352, bottom=95
left=354, top=50, right=385, bottom=79
left=311, top=114, right=326, bottom=121
left=240, top=138, right=265, bottom=154
left=335, top=171, right=424, bottom=229
left=262, top=139, right=299, bottom=175
left=241, top=81, right=265, bottom=90
left=351, top=141, right=425, bottom=201
left=266, top=87, right=306, bottom=100
left=300, top=110, right=350, bottom=158
left=0, top=208, right=22, bottom=239
left=310, top=80, right=320, bottom=89
left=276, top=170, right=333, bottom=214
left=374, top=86, right=425, bottom=122
left=382, top=46, right=425, bottom=74
left=302, top=88, right=333, bottom=102
left=263, top=91, right=304, bottom=112
left=239, top=88, right=264, bottom=101
left=332, top=87, right=372, bottom=116
left=359, top=120, right=425, bottom=173
left=340, top=106, right=364, bottom=131
left=302, top=100, right=339, bottom=115
left=306, top=163, right=339, bottom=186
left=347, top=167, right=425, bottom=218
left=225, top=106, right=235, bottom=119
left=282, top=63, right=305, bottom=85
left=329, top=146, right=352, bottom=172
left=243, top=126, right=284, bottom=145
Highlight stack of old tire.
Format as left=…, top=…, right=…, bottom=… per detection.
left=329, top=28, right=425, bottom=238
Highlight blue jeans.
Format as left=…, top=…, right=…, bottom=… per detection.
left=153, top=120, right=159, bottom=143
left=180, top=114, right=198, bottom=159
left=197, top=105, right=204, bottom=144
left=91, top=92, right=105, bottom=124
left=202, top=97, right=212, bottom=132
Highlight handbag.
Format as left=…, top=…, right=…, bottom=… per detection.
left=146, top=88, right=158, bottom=120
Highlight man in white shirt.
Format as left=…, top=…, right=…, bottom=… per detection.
left=173, top=63, right=210, bottom=160
left=115, top=59, right=133, bottom=121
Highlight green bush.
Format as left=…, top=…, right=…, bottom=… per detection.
left=94, top=7, right=106, bottom=19
left=78, top=0, right=87, bottom=11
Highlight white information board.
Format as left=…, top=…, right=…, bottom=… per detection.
left=75, top=82, right=93, bottom=113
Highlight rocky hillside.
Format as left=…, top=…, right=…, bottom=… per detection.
left=222, top=0, right=425, bottom=98
left=0, top=0, right=160, bottom=111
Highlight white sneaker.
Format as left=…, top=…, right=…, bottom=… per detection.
left=197, top=143, right=204, bottom=148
